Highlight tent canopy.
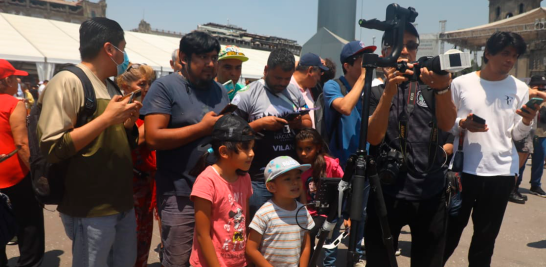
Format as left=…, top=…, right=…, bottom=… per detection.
left=440, top=7, right=546, bottom=49
left=0, top=13, right=290, bottom=79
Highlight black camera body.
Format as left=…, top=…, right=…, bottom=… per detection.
left=314, top=178, right=342, bottom=216
left=376, top=148, right=407, bottom=185
left=397, top=56, right=449, bottom=83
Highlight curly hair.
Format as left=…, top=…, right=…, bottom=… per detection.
left=116, top=63, right=156, bottom=90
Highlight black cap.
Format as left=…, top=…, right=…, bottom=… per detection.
left=529, top=75, right=546, bottom=86
left=212, top=113, right=257, bottom=142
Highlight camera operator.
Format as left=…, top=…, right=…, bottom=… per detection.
left=443, top=32, right=534, bottom=267
left=366, top=22, right=457, bottom=267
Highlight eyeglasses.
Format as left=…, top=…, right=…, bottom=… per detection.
left=127, top=63, right=147, bottom=73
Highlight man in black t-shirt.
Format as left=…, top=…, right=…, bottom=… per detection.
left=365, top=23, right=457, bottom=267
left=141, top=31, right=229, bottom=267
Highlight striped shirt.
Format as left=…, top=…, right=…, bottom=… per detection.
left=249, top=200, right=315, bottom=267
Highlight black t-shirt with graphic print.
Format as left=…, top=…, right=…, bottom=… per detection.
left=369, top=82, right=451, bottom=201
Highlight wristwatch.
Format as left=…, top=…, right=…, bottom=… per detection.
left=435, top=85, right=451, bottom=95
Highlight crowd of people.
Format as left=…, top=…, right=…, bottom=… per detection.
left=0, top=14, right=545, bottom=267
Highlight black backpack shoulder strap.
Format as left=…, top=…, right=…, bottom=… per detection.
left=334, top=78, right=348, bottom=96
left=106, top=78, right=122, bottom=96
left=63, top=66, right=96, bottom=127
left=420, top=85, right=440, bottom=170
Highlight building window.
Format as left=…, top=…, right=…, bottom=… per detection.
left=506, top=12, right=513, bottom=19
left=519, top=3, right=524, bottom=14
left=91, top=10, right=96, bottom=17
left=496, top=6, right=501, bottom=19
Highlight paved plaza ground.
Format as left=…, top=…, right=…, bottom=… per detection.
left=6, top=164, right=546, bottom=266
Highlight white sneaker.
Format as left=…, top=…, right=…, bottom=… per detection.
left=354, top=259, right=366, bottom=267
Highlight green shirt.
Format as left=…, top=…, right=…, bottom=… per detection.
left=38, top=64, right=138, bottom=217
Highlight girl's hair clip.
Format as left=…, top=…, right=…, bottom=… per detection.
left=207, top=147, right=214, bottom=154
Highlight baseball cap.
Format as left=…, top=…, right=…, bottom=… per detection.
left=264, top=156, right=311, bottom=183
left=212, top=113, right=257, bottom=142
left=529, top=75, right=546, bottom=86
left=218, top=45, right=249, bottom=62
left=299, top=53, right=329, bottom=71
left=340, top=41, right=376, bottom=63
left=0, top=59, right=28, bottom=79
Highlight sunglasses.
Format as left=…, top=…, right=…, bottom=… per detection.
left=127, top=63, right=147, bottom=72
left=404, top=42, right=419, bottom=51
left=384, top=42, right=419, bottom=51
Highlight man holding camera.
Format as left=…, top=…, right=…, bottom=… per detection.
left=443, top=32, right=535, bottom=267
left=366, top=23, right=457, bottom=267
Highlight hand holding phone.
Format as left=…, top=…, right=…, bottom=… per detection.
left=219, top=104, right=238, bottom=115
left=472, top=114, right=486, bottom=125
left=522, top=97, right=544, bottom=114
left=120, top=89, right=142, bottom=103
left=283, top=112, right=300, bottom=121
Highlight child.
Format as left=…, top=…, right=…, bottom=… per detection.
left=295, top=128, right=346, bottom=267
left=189, top=114, right=256, bottom=267
left=246, top=156, right=315, bottom=267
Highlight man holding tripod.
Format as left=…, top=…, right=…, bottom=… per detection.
left=366, top=22, right=457, bottom=267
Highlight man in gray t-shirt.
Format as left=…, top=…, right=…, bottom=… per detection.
left=232, top=48, right=312, bottom=218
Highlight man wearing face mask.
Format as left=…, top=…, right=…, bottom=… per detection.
left=365, top=22, right=457, bottom=267
left=232, top=48, right=312, bottom=220
left=38, top=17, right=142, bottom=267
left=140, top=31, right=229, bottom=267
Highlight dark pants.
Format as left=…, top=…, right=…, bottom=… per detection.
left=248, top=181, right=272, bottom=221
left=158, top=195, right=194, bottom=267
left=443, top=174, right=514, bottom=267
left=365, top=192, right=447, bottom=267
left=0, top=175, right=45, bottom=267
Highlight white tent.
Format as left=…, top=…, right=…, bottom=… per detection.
left=0, top=13, right=288, bottom=81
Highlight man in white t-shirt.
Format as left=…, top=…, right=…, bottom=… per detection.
left=443, top=32, right=537, bottom=267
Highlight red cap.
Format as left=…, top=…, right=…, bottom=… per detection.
left=0, top=59, right=28, bottom=79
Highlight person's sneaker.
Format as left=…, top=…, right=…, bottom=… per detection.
left=515, top=190, right=528, bottom=201
left=509, top=190, right=526, bottom=204
left=7, top=236, right=17, bottom=245
left=530, top=186, right=546, bottom=197
left=355, top=260, right=366, bottom=267
left=395, top=248, right=401, bottom=256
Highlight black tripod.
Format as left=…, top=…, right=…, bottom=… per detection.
left=308, top=4, right=418, bottom=267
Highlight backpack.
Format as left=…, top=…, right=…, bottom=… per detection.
left=315, top=79, right=348, bottom=145
left=27, top=66, right=111, bottom=205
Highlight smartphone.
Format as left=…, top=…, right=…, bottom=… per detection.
left=0, top=147, right=20, bottom=164
left=219, top=104, right=238, bottom=115
left=120, top=89, right=142, bottom=103
left=522, top=97, right=544, bottom=114
left=472, top=114, right=486, bottom=125
left=283, top=112, right=300, bottom=121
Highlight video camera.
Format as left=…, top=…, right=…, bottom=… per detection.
left=397, top=49, right=472, bottom=83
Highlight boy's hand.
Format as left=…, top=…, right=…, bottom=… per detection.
left=102, top=96, right=142, bottom=127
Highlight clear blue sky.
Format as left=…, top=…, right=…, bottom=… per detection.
left=106, top=0, right=545, bottom=53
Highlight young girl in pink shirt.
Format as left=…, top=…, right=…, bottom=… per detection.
left=189, top=114, right=256, bottom=267
left=295, top=128, right=347, bottom=266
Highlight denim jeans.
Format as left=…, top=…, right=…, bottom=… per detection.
left=249, top=180, right=273, bottom=220
left=530, top=136, right=546, bottom=187
left=60, top=209, right=137, bottom=267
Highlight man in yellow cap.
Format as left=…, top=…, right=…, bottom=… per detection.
left=216, top=45, right=249, bottom=100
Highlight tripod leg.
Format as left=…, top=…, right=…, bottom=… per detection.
left=346, top=156, right=366, bottom=267
left=368, top=165, right=398, bottom=267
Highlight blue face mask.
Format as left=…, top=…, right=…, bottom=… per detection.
left=110, top=45, right=130, bottom=76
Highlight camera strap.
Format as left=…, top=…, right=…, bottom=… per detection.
left=458, top=130, right=465, bottom=151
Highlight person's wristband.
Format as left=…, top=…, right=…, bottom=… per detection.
left=435, top=84, right=451, bottom=95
